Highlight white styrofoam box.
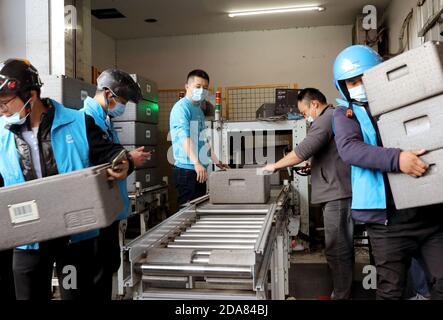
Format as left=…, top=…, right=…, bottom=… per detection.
left=127, top=168, right=162, bottom=193
left=364, top=41, right=443, bottom=116
left=124, top=145, right=158, bottom=169
left=40, top=75, right=96, bottom=110
left=209, top=169, right=271, bottom=204
left=113, top=99, right=159, bottom=124
left=388, top=149, right=443, bottom=209
left=113, top=122, right=158, bottom=146
left=377, top=94, right=443, bottom=151
left=130, top=74, right=158, bottom=103
left=0, top=165, right=123, bottom=250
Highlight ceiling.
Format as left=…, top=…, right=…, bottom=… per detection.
left=91, top=0, right=392, bottom=40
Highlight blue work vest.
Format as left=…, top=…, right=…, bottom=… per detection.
left=0, top=100, right=98, bottom=250
left=81, top=97, right=129, bottom=221
left=336, top=99, right=387, bottom=210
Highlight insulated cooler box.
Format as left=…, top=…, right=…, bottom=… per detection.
left=0, top=164, right=123, bottom=250
left=130, top=74, right=158, bottom=103
left=376, top=94, right=443, bottom=210
left=364, top=41, right=443, bottom=116
left=127, top=169, right=162, bottom=193
left=40, top=75, right=97, bottom=110
left=124, top=146, right=158, bottom=168
left=209, top=169, right=271, bottom=204
left=113, top=99, right=159, bottom=124
left=387, top=150, right=443, bottom=210
left=113, top=122, right=158, bottom=146
left=377, top=94, right=443, bottom=151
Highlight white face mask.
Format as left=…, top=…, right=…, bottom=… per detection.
left=349, top=85, right=368, bottom=103
left=192, top=87, right=209, bottom=103
left=4, top=98, right=31, bottom=129
left=306, top=105, right=316, bottom=124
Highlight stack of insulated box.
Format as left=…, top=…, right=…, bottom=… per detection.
left=40, top=75, right=97, bottom=110
left=113, top=75, right=161, bottom=193
left=364, top=41, right=443, bottom=209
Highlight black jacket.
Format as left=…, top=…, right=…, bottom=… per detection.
left=7, top=99, right=134, bottom=182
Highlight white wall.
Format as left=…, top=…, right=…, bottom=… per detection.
left=0, top=0, right=27, bottom=61
left=116, top=25, right=352, bottom=102
left=92, top=28, right=116, bottom=71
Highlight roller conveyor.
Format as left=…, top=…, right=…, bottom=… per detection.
left=122, top=186, right=291, bottom=300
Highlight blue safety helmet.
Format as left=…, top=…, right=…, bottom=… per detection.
left=333, top=45, right=383, bottom=101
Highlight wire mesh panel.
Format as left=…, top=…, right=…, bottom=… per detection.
left=158, top=90, right=182, bottom=132
left=226, top=85, right=290, bottom=121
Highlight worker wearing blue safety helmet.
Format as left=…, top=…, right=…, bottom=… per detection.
left=332, top=45, right=443, bottom=300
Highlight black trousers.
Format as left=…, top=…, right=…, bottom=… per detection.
left=323, top=198, right=354, bottom=300
left=172, top=167, right=207, bottom=207
left=13, top=237, right=97, bottom=300
left=0, top=249, right=15, bottom=300
left=93, top=221, right=121, bottom=301
left=366, top=205, right=443, bottom=300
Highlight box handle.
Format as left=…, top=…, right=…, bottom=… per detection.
left=387, top=64, right=409, bottom=82
left=146, top=130, right=151, bottom=139
left=115, top=127, right=123, bottom=133
left=229, top=179, right=246, bottom=187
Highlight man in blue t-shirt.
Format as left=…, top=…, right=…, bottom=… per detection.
left=169, top=70, right=227, bottom=207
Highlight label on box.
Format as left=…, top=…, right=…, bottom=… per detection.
left=146, top=108, right=152, bottom=116
left=146, top=85, right=151, bottom=93
left=146, top=174, right=151, bottom=183
left=146, top=130, right=151, bottom=139
left=9, top=200, right=40, bottom=224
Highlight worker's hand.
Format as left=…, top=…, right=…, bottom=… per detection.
left=194, top=163, right=208, bottom=183
left=295, top=164, right=311, bottom=176
left=399, top=150, right=429, bottom=178
left=262, top=164, right=277, bottom=174
left=129, top=147, right=152, bottom=169
left=107, top=160, right=129, bottom=181
left=216, top=162, right=230, bottom=170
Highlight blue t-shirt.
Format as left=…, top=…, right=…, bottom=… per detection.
left=170, top=97, right=209, bottom=170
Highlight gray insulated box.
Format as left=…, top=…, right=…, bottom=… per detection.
left=40, top=75, right=97, bottom=110
left=124, top=146, right=158, bottom=168
left=378, top=95, right=443, bottom=150
left=0, top=164, right=123, bottom=251
left=127, top=169, right=162, bottom=193
left=364, top=41, right=443, bottom=116
left=112, top=99, right=159, bottom=124
left=377, top=94, right=443, bottom=151
left=388, top=149, right=443, bottom=209
left=113, top=122, right=158, bottom=146
left=209, top=169, right=271, bottom=204
left=130, top=74, right=158, bottom=103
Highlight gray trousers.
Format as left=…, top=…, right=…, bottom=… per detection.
left=322, top=198, right=354, bottom=300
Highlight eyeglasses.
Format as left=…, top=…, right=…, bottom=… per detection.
left=0, top=96, right=17, bottom=113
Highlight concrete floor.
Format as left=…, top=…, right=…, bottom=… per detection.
left=288, top=247, right=376, bottom=300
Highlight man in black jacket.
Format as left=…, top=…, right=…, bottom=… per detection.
left=0, top=59, right=133, bottom=300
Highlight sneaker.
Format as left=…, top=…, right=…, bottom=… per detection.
left=408, top=293, right=431, bottom=300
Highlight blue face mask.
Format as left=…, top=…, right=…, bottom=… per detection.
left=108, top=102, right=126, bottom=118
left=4, top=98, right=31, bottom=129
left=349, top=85, right=368, bottom=103
left=192, top=87, right=209, bottom=103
